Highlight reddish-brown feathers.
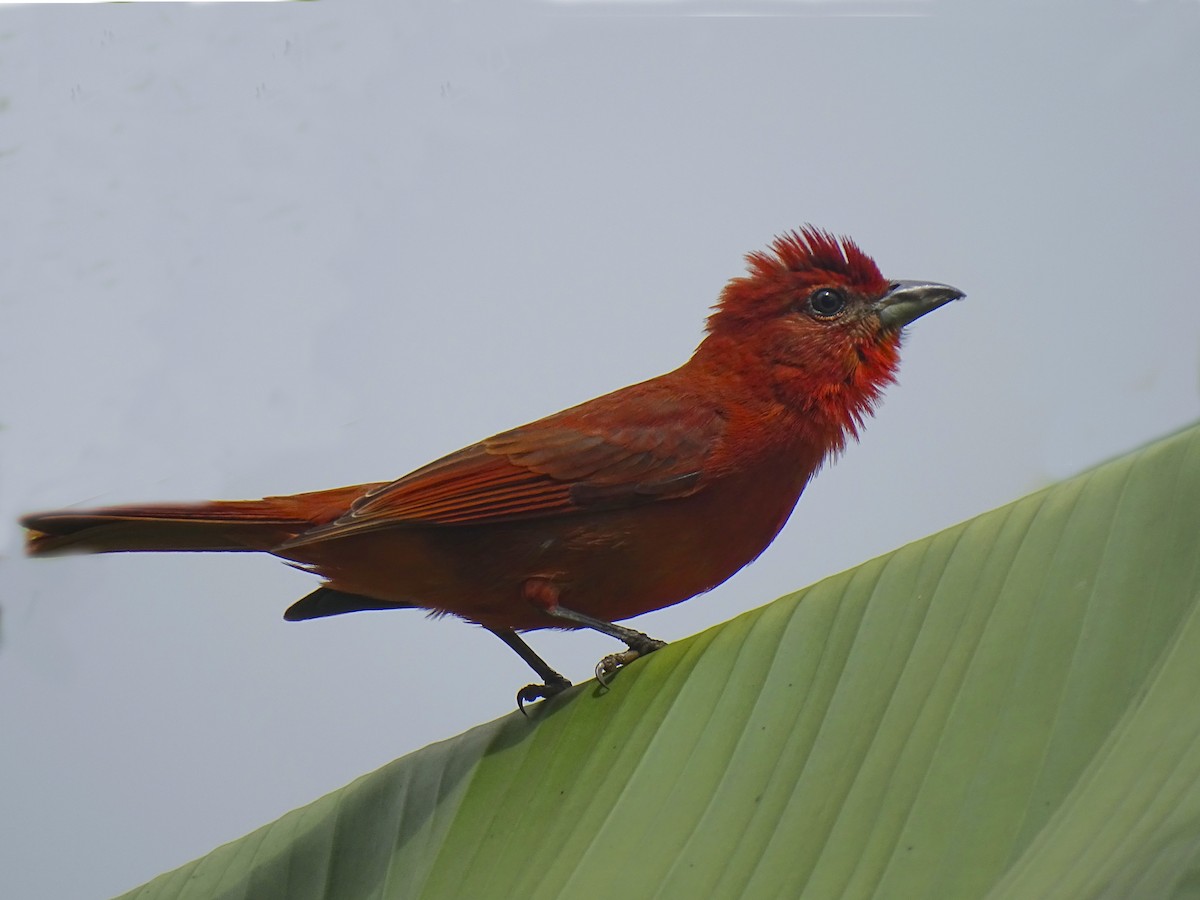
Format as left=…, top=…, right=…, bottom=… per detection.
left=750, top=227, right=885, bottom=288
left=22, top=226, right=956, bottom=698
left=708, top=227, right=888, bottom=335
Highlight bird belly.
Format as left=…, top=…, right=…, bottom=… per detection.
left=283, top=466, right=808, bottom=631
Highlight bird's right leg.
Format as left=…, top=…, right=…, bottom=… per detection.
left=540, top=605, right=668, bottom=685
left=520, top=576, right=667, bottom=690
left=486, top=626, right=572, bottom=714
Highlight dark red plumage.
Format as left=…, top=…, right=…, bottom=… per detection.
left=22, top=227, right=961, bottom=704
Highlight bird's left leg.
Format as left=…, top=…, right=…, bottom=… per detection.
left=486, top=626, right=572, bottom=714
left=543, top=605, right=668, bottom=686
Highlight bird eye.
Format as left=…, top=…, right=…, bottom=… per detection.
left=807, top=288, right=846, bottom=318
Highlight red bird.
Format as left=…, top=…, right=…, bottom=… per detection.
left=22, top=228, right=961, bottom=707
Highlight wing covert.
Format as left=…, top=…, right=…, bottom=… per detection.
left=280, top=387, right=725, bottom=547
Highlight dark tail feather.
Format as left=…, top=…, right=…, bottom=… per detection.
left=21, top=483, right=383, bottom=557
left=284, top=587, right=411, bottom=621
left=21, top=500, right=310, bottom=555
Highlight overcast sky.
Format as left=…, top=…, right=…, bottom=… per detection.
left=2, top=2, right=1198, bottom=898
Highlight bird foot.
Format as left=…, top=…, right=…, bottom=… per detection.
left=516, top=674, right=573, bottom=716
left=595, top=636, right=667, bottom=687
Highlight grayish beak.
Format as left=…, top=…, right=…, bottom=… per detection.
left=876, top=280, right=965, bottom=331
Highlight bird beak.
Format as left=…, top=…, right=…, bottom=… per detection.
left=875, top=280, right=964, bottom=332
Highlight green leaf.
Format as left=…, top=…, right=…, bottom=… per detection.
left=119, top=423, right=1200, bottom=900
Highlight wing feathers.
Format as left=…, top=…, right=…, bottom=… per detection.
left=281, top=384, right=725, bottom=548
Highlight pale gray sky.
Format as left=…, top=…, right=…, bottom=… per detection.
left=2, top=2, right=1198, bottom=897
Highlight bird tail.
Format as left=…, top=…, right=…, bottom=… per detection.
left=21, top=484, right=374, bottom=556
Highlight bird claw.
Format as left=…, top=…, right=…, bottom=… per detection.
left=516, top=675, right=572, bottom=717
left=595, top=649, right=639, bottom=686
left=595, top=637, right=668, bottom=687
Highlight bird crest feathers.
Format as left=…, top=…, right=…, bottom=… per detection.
left=752, top=226, right=883, bottom=284
left=708, top=226, right=888, bottom=334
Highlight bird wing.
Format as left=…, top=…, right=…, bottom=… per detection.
left=281, top=386, right=725, bottom=547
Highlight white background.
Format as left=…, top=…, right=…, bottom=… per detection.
left=2, top=2, right=1198, bottom=897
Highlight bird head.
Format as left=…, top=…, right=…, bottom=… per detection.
left=699, top=226, right=962, bottom=443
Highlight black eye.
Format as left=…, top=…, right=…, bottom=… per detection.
left=807, top=288, right=846, bottom=318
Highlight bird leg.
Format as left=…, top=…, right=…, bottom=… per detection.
left=543, top=605, right=668, bottom=686
left=486, top=627, right=573, bottom=715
